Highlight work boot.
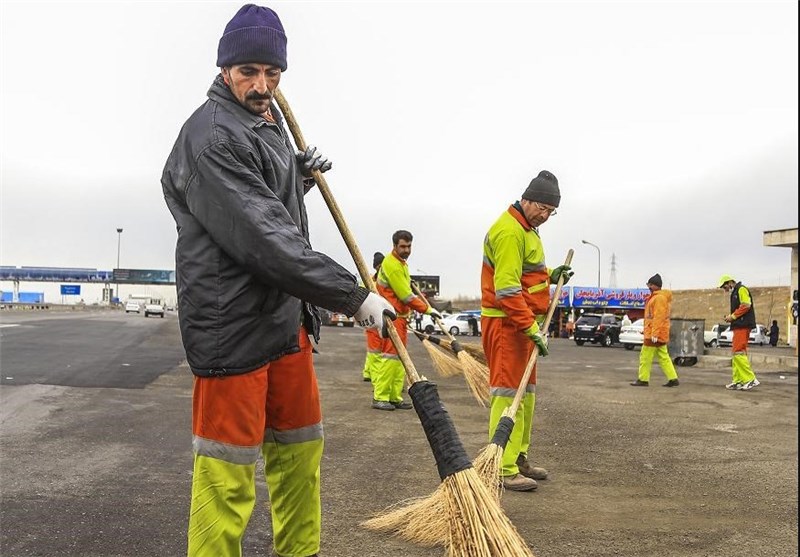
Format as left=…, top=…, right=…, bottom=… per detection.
left=371, top=400, right=395, bottom=411
left=391, top=400, right=413, bottom=410
left=630, top=379, right=649, bottom=387
left=662, top=379, right=680, bottom=387
left=502, top=473, right=538, bottom=492
left=516, top=455, right=548, bottom=480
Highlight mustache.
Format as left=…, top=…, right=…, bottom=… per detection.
left=245, top=91, right=272, bottom=101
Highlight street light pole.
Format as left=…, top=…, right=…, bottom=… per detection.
left=581, top=239, right=601, bottom=287
left=116, top=228, right=123, bottom=304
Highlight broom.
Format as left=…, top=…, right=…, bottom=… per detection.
left=412, top=329, right=465, bottom=378
left=472, top=249, right=574, bottom=497
left=364, top=251, right=573, bottom=548
left=274, top=88, right=535, bottom=557
left=416, top=330, right=487, bottom=367
left=411, top=282, right=490, bottom=406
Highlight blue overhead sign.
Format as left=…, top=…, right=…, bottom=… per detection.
left=60, top=284, right=81, bottom=295
left=571, top=287, right=649, bottom=309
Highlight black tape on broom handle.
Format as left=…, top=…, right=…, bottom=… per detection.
left=273, top=88, right=421, bottom=384
left=409, top=381, right=473, bottom=480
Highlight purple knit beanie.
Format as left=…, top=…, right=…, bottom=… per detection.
left=217, top=4, right=287, bottom=70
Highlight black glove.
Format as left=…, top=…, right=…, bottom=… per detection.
left=296, top=145, right=332, bottom=177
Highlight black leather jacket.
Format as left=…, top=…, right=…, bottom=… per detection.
left=162, top=75, right=368, bottom=377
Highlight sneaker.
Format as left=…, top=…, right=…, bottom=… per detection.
left=516, top=455, right=548, bottom=480
left=391, top=401, right=413, bottom=410
left=371, top=400, right=395, bottom=411
left=502, top=473, right=538, bottom=492
left=630, top=380, right=649, bottom=387
left=725, top=382, right=743, bottom=390
left=662, top=379, right=680, bottom=387
left=740, top=379, right=760, bottom=391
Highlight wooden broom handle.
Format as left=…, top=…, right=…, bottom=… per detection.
left=506, top=249, right=574, bottom=416
left=273, top=88, right=421, bottom=383
left=410, top=281, right=461, bottom=343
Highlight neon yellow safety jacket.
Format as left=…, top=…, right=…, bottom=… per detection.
left=481, top=204, right=553, bottom=334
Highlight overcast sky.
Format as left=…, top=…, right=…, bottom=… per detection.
left=1, top=0, right=797, bottom=304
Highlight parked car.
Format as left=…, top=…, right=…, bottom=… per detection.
left=718, top=324, right=768, bottom=346
left=419, top=312, right=452, bottom=334
left=437, top=312, right=481, bottom=336
left=704, top=323, right=726, bottom=347
left=573, top=313, right=621, bottom=347
left=124, top=301, right=141, bottom=314
left=619, top=318, right=645, bottom=350
left=144, top=302, right=165, bottom=318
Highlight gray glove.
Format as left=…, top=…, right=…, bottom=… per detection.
left=296, top=145, right=332, bottom=177
left=550, top=265, right=574, bottom=285
left=354, top=293, right=396, bottom=338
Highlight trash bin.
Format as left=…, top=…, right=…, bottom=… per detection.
left=669, top=318, right=705, bottom=366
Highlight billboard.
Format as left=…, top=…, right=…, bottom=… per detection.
left=571, top=287, right=649, bottom=309
left=113, top=269, right=176, bottom=285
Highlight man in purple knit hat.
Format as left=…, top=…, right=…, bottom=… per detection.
left=161, top=4, right=395, bottom=557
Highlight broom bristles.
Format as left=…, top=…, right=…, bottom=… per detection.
left=444, top=469, right=535, bottom=556
left=456, top=351, right=490, bottom=406
left=362, top=468, right=535, bottom=556
left=421, top=339, right=465, bottom=377
left=472, top=443, right=504, bottom=502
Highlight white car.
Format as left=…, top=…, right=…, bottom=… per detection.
left=125, top=301, right=141, bottom=313
left=419, top=312, right=481, bottom=336
left=144, top=303, right=165, bottom=318
left=704, top=323, right=726, bottom=347
left=718, top=324, right=768, bottom=346
left=619, top=318, right=644, bottom=350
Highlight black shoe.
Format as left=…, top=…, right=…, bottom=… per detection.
left=391, top=401, right=413, bottom=410
left=371, top=400, right=395, bottom=411
left=662, top=379, right=680, bottom=387
left=630, top=380, right=649, bottom=387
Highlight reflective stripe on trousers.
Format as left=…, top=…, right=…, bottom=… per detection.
left=188, top=329, right=323, bottom=557
left=482, top=316, right=537, bottom=477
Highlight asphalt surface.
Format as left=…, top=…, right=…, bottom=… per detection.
left=0, top=309, right=797, bottom=557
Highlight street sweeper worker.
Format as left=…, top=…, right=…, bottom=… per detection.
left=160, top=4, right=396, bottom=556
left=629, top=273, right=680, bottom=388
left=719, top=274, right=761, bottom=391
left=480, top=170, right=572, bottom=492
left=361, top=252, right=385, bottom=382
left=372, top=230, right=442, bottom=411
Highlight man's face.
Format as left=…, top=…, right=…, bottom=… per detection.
left=721, top=282, right=732, bottom=293
left=221, top=63, right=282, bottom=115
left=395, top=239, right=412, bottom=261
left=520, top=199, right=557, bottom=228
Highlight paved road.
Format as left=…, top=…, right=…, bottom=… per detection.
left=0, top=312, right=797, bottom=557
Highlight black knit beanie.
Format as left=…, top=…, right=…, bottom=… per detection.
left=521, top=170, right=560, bottom=207
left=217, top=4, right=288, bottom=70
left=647, top=273, right=663, bottom=288
left=372, top=252, right=384, bottom=270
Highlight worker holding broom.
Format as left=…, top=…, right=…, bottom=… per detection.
left=161, top=4, right=396, bottom=556
left=373, top=230, right=442, bottom=411
left=481, top=170, right=572, bottom=492
left=361, top=252, right=385, bottom=382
